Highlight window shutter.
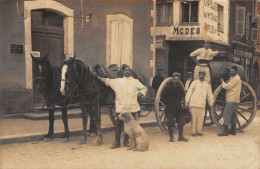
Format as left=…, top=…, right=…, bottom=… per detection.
left=252, top=16, right=258, bottom=28
left=251, top=28, right=258, bottom=41
left=246, top=14, right=249, bottom=39
left=236, top=7, right=245, bottom=35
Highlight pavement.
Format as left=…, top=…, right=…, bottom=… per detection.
left=0, top=108, right=157, bottom=145
left=1, top=100, right=259, bottom=146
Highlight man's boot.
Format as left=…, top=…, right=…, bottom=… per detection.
left=168, top=127, right=174, bottom=142
left=229, top=125, right=236, bottom=135
left=123, top=134, right=130, bottom=147
left=218, top=125, right=229, bottom=136
left=178, top=125, right=189, bottom=142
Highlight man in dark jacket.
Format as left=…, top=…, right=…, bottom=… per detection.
left=161, top=72, right=189, bottom=142
left=152, top=68, right=164, bottom=95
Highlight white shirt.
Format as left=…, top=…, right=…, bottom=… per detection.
left=99, top=76, right=147, bottom=113
left=185, top=80, right=214, bottom=108
left=190, top=48, right=219, bottom=61
left=222, top=74, right=241, bottom=103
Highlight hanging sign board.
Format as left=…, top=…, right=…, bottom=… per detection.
left=31, top=51, right=40, bottom=58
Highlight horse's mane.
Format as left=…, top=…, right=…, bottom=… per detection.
left=73, top=59, right=90, bottom=88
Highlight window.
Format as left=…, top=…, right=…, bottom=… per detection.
left=236, top=7, right=245, bottom=35
left=181, top=1, right=198, bottom=24
left=251, top=28, right=258, bottom=41
left=156, top=2, right=173, bottom=26
left=217, top=5, right=224, bottom=32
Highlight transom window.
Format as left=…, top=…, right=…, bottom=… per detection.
left=181, top=1, right=198, bottom=24
left=156, top=2, right=173, bottom=26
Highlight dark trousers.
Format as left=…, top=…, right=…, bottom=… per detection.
left=223, top=102, right=238, bottom=126
left=166, top=109, right=185, bottom=138
left=114, top=111, right=140, bottom=144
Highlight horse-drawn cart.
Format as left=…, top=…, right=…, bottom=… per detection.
left=154, top=61, right=257, bottom=133
left=33, top=55, right=257, bottom=140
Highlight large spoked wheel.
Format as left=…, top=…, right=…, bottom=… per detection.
left=155, top=77, right=189, bottom=134
left=211, top=81, right=257, bottom=131
left=108, top=105, right=117, bottom=126
left=108, top=98, right=155, bottom=126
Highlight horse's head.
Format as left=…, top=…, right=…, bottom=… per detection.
left=60, top=55, right=87, bottom=95
left=31, top=54, right=52, bottom=93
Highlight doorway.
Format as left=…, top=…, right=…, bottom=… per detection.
left=31, top=10, right=64, bottom=105
left=168, top=41, right=203, bottom=82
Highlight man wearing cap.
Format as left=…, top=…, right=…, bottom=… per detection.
left=152, top=68, right=164, bottom=95
left=119, top=64, right=146, bottom=85
left=184, top=72, right=193, bottom=93
left=185, top=69, right=214, bottom=136
left=161, top=72, right=188, bottom=142
left=190, top=42, right=226, bottom=84
left=218, top=66, right=241, bottom=136
left=96, top=66, right=147, bottom=148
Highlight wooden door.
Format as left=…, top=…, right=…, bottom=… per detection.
left=31, top=10, right=64, bottom=105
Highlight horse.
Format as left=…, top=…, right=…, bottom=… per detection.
left=61, top=56, right=112, bottom=144
left=31, top=54, right=72, bottom=141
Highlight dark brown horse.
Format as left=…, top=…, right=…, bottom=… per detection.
left=31, top=55, right=71, bottom=140
left=61, top=56, right=113, bottom=144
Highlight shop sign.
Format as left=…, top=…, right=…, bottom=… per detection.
left=172, top=26, right=200, bottom=35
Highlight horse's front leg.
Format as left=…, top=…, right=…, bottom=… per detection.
left=79, top=102, right=88, bottom=144
left=93, top=102, right=103, bottom=145
left=87, top=106, right=97, bottom=135
left=44, top=109, right=54, bottom=141
left=61, top=108, right=70, bottom=139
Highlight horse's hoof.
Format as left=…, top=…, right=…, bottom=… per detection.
left=79, top=138, right=87, bottom=145
left=61, top=137, right=70, bottom=143
left=43, top=137, right=52, bottom=142
left=127, top=147, right=132, bottom=150
left=94, top=135, right=103, bottom=146
left=62, top=134, right=70, bottom=139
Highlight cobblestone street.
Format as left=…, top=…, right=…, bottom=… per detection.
left=1, top=111, right=259, bottom=169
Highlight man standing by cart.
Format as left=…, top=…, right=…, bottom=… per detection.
left=96, top=66, right=147, bottom=149
left=152, top=68, right=164, bottom=95
left=161, top=72, right=189, bottom=142
left=218, top=66, right=241, bottom=136
left=185, top=69, right=214, bottom=136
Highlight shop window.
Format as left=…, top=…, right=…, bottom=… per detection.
left=217, top=5, right=224, bottom=32
left=236, top=7, right=245, bottom=35
left=181, top=1, right=198, bottom=24
left=156, top=2, right=173, bottom=26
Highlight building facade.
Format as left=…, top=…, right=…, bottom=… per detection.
left=0, top=0, right=154, bottom=114
left=229, top=0, right=259, bottom=98
left=155, top=0, right=259, bottom=97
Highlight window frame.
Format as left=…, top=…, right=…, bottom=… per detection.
left=180, top=1, right=199, bottom=25
left=235, top=6, right=246, bottom=36
left=156, top=2, right=173, bottom=26
left=217, top=5, right=224, bottom=33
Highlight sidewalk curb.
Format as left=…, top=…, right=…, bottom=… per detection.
left=0, top=121, right=157, bottom=145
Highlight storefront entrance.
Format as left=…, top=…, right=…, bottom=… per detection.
left=167, top=41, right=203, bottom=82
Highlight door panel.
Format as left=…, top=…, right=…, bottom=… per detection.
left=47, top=34, right=64, bottom=67
left=32, top=33, right=47, bottom=104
